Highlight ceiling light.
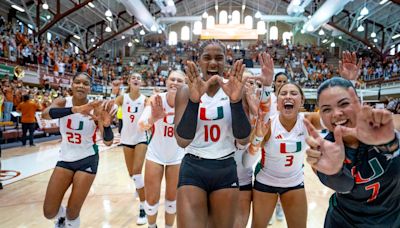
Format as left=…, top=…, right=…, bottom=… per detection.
left=105, top=26, right=112, bottom=33
left=202, top=11, right=208, bottom=18
left=357, top=25, right=364, bottom=32
left=11, top=4, right=25, bottom=12
left=371, top=32, right=376, bottom=38
left=330, top=42, right=335, bottom=47
left=255, top=11, right=261, bottom=19
left=306, top=24, right=314, bottom=32
left=360, top=6, right=369, bottom=16
left=121, top=35, right=125, bottom=40
left=215, top=5, right=218, bottom=10
left=134, top=38, right=140, bottom=43
left=339, top=36, right=342, bottom=39
left=158, top=29, right=162, bottom=34
left=139, top=29, right=145, bottom=35
left=379, top=0, right=388, bottom=5
left=42, top=2, right=49, bottom=10
left=318, top=29, right=325, bottom=36
left=357, top=15, right=364, bottom=20
left=91, top=38, right=95, bottom=42
left=73, top=35, right=80, bottom=40
left=150, top=24, right=157, bottom=32
left=128, top=42, right=132, bottom=47
left=322, top=39, right=328, bottom=43
left=105, top=9, right=112, bottom=17
left=392, top=34, right=400, bottom=39
left=93, top=44, right=96, bottom=47
left=373, top=38, right=378, bottom=43
left=88, top=2, right=95, bottom=8
left=242, top=4, right=245, bottom=10
left=300, top=29, right=305, bottom=34
left=46, top=15, right=51, bottom=20
left=106, top=17, right=113, bottom=22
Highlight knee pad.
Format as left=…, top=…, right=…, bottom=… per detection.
left=144, top=201, right=159, bottom=216
left=131, top=174, right=144, bottom=189
left=65, top=217, right=80, bottom=228
left=165, top=200, right=176, bottom=214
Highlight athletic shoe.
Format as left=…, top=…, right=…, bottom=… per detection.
left=136, top=209, right=147, bottom=225
left=54, top=217, right=65, bottom=228
left=269, top=217, right=273, bottom=225
left=275, top=203, right=284, bottom=221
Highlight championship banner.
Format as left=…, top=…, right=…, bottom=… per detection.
left=35, top=112, right=59, bottom=129
left=0, top=64, right=14, bottom=79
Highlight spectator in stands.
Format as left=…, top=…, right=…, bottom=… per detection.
left=1, top=78, right=13, bottom=121
left=17, top=94, right=42, bottom=146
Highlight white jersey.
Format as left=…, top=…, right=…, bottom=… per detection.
left=121, top=93, right=148, bottom=145
left=234, top=149, right=253, bottom=186
left=59, top=97, right=98, bottom=162
left=256, top=113, right=308, bottom=188
left=265, top=93, right=278, bottom=121
left=185, top=88, right=236, bottom=159
left=145, top=93, right=184, bottom=165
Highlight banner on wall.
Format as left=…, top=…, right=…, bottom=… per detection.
left=35, top=112, right=59, bottom=129
left=21, top=70, right=41, bottom=84
left=0, top=64, right=14, bottom=79
left=41, top=74, right=71, bottom=88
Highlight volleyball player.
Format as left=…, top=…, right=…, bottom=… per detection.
left=42, top=72, right=115, bottom=228
left=138, top=70, right=186, bottom=228
left=174, top=39, right=251, bottom=228
left=114, top=72, right=148, bottom=225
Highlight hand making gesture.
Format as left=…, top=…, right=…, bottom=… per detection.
left=217, top=59, right=246, bottom=103
left=185, top=61, right=217, bottom=103
left=304, top=118, right=345, bottom=175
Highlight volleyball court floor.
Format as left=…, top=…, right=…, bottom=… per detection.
left=0, top=133, right=332, bottom=227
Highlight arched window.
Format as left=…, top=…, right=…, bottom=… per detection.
left=168, top=31, right=177, bottom=45
left=270, top=26, right=278, bottom=40
left=257, top=21, right=266, bottom=34
left=206, top=16, right=215, bottom=29
left=181, top=26, right=190, bottom=41
left=282, top=32, right=292, bottom=45
left=219, top=10, right=228, bottom=25
left=244, top=15, right=253, bottom=29
left=232, top=10, right=240, bottom=24
left=193, top=21, right=202, bottom=35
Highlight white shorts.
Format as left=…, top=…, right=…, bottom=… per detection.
left=146, top=147, right=184, bottom=166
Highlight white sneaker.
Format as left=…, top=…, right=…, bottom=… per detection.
left=136, top=209, right=147, bottom=225
left=54, top=217, right=65, bottom=228
left=275, top=203, right=284, bottom=221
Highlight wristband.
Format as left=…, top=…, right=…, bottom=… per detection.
left=252, top=136, right=264, bottom=145
left=260, top=86, right=273, bottom=103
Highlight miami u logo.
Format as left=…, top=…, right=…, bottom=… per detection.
left=280, top=141, right=302, bottom=153
left=199, top=106, right=224, bottom=121
left=351, top=157, right=384, bottom=184
left=163, top=115, right=174, bottom=124
left=67, top=119, right=83, bottom=130
left=127, top=106, right=138, bottom=113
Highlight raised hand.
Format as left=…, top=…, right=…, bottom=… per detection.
left=244, top=81, right=260, bottom=117
left=339, top=51, right=362, bottom=81
left=254, top=109, right=270, bottom=138
left=340, top=88, right=395, bottom=145
left=151, top=95, right=167, bottom=121
left=304, top=118, right=345, bottom=175
left=218, top=59, right=246, bottom=103
left=185, top=61, right=216, bottom=103
left=258, top=52, right=274, bottom=86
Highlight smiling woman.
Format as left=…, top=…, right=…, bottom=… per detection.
left=40, top=72, right=115, bottom=228
left=174, top=39, right=252, bottom=228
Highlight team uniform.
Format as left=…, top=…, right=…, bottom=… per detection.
left=142, top=92, right=185, bottom=165
left=234, top=149, right=253, bottom=191
left=320, top=132, right=400, bottom=227
left=255, top=113, right=308, bottom=194
left=120, top=93, right=148, bottom=147
left=56, top=97, right=99, bottom=174
left=178, top=88, right=239, bottom=193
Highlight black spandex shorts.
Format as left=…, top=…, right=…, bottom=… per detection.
left=178, top=153, right=239, bottom=194
left=253, top=180, right=304, bottom=195
left=56, top=154, right=99, bottom=174
left=122, top=142, right=148, bottom=149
